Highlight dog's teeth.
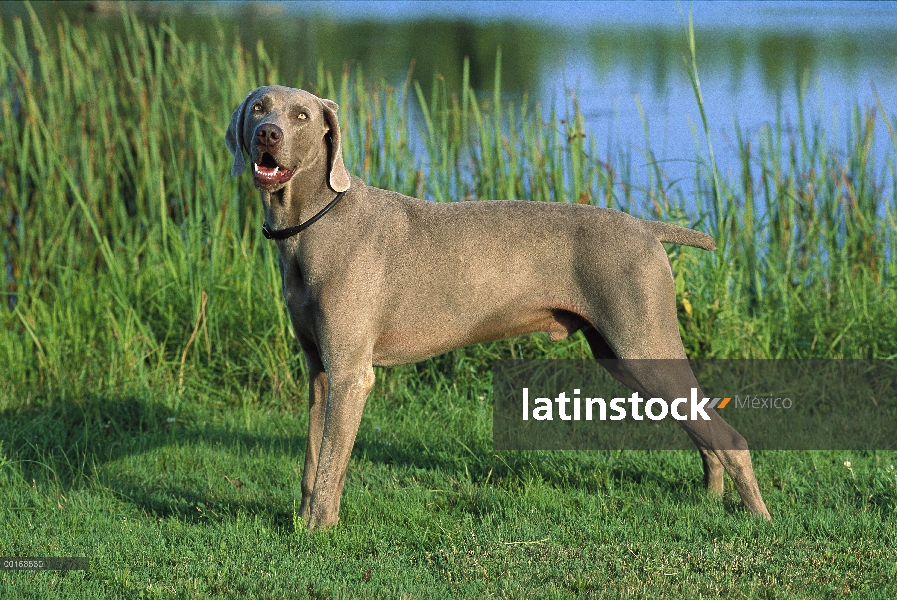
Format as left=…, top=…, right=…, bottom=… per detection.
left=273, top=167, right=279, bottom=176
left=253, top=163, right=259, bottom=173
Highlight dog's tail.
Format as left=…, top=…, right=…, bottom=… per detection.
left=644, top=221, right=717, bottom=251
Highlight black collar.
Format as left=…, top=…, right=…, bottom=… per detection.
left=262, top=190, right=347, bottom=240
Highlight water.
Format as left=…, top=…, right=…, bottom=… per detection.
left=291, top=0, right=895, bottom=31
left=285, top=1, right=897, bottom=206
left=6, top=1, right=897, bottom=206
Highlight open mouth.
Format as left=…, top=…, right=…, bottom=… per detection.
left=253, top=152, right=294, bottom=187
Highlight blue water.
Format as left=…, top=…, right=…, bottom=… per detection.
left=289, top=1, right=897, bottom=32
left=268, top=1, right=897, bottom=211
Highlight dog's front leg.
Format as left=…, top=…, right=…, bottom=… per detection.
left=306, top=363, right=376, bottom=530
left=298, top=339, right=327, bottom=522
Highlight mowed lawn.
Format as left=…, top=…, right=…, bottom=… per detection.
left=2, top=362, right=896, bottom=598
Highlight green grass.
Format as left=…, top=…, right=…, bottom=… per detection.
left=1, top=386, right=896, bottom=597
left=1, top=5, right=896, bottom=598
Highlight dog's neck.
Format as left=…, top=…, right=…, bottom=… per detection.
left=260, top=175, right=336, bottom=234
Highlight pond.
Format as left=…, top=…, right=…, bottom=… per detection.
left=286, top=1, right=897, bottom=205
left=8, top=0, right=897, bottom=205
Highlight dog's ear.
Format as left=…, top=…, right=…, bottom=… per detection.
left=225, top=91, right=253, bottom=177
left=321, top=98, right=351, bottom=193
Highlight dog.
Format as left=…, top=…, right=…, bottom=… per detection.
left=226, top=85, right=771, bottom=529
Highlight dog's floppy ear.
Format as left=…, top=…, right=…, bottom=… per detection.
left=225, top=91, right=254, bottom=177
left=321, top=98, right=350, bottom=193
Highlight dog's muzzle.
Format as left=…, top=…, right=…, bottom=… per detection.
left=253, top=152, right=294, bottom=186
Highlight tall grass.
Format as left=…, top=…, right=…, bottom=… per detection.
left=1, top=4, right=896, bottom=411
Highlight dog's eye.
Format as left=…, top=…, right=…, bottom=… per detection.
left=252, top=103, right=263, bottom=112
left=297, top=112, right=308, bottom=120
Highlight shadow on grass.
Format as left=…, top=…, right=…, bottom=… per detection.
left=0, top=393, right=303, bottom=526
left=351, top=434, right=708, bottom=505
left=0, top=392, right=769, bottom=523
left=107, top=476, right=298, bottom=530
left=1, top=394, right=176, bottom=471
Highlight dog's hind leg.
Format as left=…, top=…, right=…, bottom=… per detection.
left=618, top=356, right=769, bottom=518
left=582, top=326, right=726, bottom=496
left=580, top=247, right=769, bottom=517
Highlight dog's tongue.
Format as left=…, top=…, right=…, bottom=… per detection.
left=253, top=163, right=293, bottom=184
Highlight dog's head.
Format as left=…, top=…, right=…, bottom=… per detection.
left=225, top=86, right=350, bottom=193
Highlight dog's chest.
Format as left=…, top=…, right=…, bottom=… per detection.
left=279, top=258, right=316, bottom=328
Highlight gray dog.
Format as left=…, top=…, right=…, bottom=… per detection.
left=226, top=86, right=771, bottom=529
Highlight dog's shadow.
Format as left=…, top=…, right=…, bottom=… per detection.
left=350, top=430, right=708, bottom=512
left=0, top=394, right=304, bottom=527
left=1, top=393, right=705, bottom=525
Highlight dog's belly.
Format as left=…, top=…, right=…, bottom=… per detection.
left=371, top=306, right=587, bottom=367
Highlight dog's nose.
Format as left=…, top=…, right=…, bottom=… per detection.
left=256, top=123, right=283, bottom=148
